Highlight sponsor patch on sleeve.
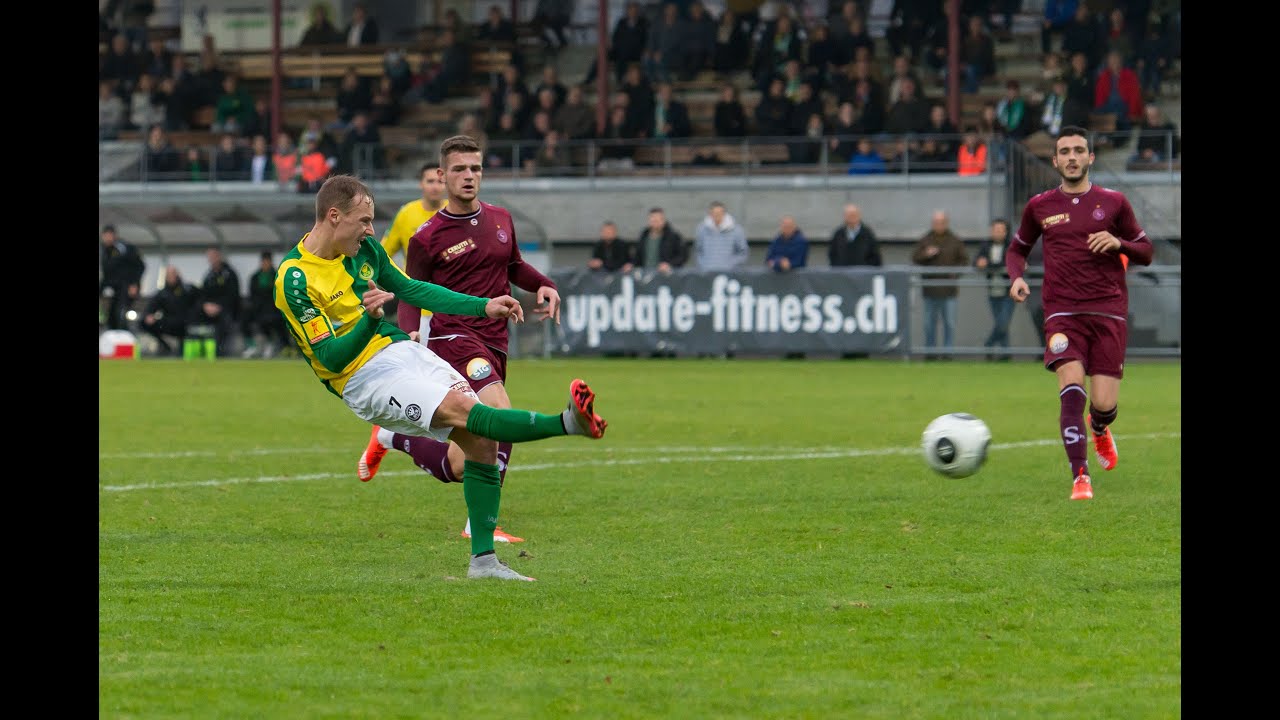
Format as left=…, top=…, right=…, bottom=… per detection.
left=305, top=317, right=332, bottom=344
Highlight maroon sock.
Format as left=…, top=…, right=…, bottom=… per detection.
left=391, top=433, right=461, bottom=483
left=497, top=442, right=513, bottom=487
left=1060, top=384, right=1088, bottom=478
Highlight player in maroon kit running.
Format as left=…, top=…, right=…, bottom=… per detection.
left=357, top=135, right=571, bottom=541
left=1006, top=125, right=1153, bottom=501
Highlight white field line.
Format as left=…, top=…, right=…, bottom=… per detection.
left=99, top=432, right=1180, bottom=493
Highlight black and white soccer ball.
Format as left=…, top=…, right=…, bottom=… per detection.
left=921, top=413, right=992, bottom=478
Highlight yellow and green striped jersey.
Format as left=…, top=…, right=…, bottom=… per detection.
left=274, top=234, right=490, bottom=398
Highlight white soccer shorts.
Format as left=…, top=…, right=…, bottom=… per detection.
left=342, top=340, right=477, bottom=442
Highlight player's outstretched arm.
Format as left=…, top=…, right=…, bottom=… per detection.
left=486, top=295, right=524, bottom=323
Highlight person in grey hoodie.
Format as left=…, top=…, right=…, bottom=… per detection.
left=695, top=201, right=749, bottom=271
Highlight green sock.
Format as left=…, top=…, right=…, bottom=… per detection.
left=465, top=404, right=567, bottom=442
left=463, top=460, right=502, bottom=556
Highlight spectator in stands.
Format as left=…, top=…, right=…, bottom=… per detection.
left=477, top=4, right=517, bottom=45
left=1135, top=18, right=1173, bottom=101
left=100, top=224, right=145, bottom=331
left=921, top=0, right=956, bottom=78
left=754, top=76, right=793, bottom=137
left=533, top=87, right=562, bottom=131
left=649, top=82, right=692, bottom=140
left=413, top=29, right=469, bottom=104
left=713, top=82, right=748, bottom=137
left=884, top=76, right=931, bottom=136
left=213, top=73, right=255, bottom=136
left=554, top=84, right=595, bottom=140
left=183, top=146, right=209, bottom=182
left=335, top=67, right=373, bottom=130
left=916, top=137, right=954, bottom=173
left=976, top=100, right=1008, bottom=168
left=382, top=49, right=413, bottom=96
left=765, top=215, right=809, bottom=273
left=242, top=251, right=290, bottom=358
left=802, top=21, right=842, bottom=93
left=503, top=91, right=533, bottom=138
left=272, top=131, right=300, bottom=189
left=192, top=247, right=241, bottom=358
left=788, top=79, right=824, bottom=135
left=884, top=138, right=913, bottom=174
left=959, top=14, right=996, bottom=94
left=495, top=64, right=530, bottom=119
left=789, top=113, right=825, bottom=164
left=826, top=102, right=859, bottom=162
left=753, top=13, right=803, bottom=92
left=912, top=209, right=969, bottom=360
left=525, top=109, right=555, bottom=143
left=141, top=265, right=197, bottom=357
left=599, top=103, right=641, bottom=170
left=995, top=79, right=1031, bottom=140
left=1039, top=77, right=1076, bottom=136
left=128, top=73, right=166, bottom=132
left=344, top=2, right=379, bottom=47
left=1093, top=49, right=1143, bottom=133
left=596, top=1, right=648, bottom=84
left=100, top=33, right=139, bottom=101
left=247, top=134, right=274, bottom=184
left=680, top=1, right=717, bottom=80
left=1102, top=8, right=1134, bottom=66
left=299, top=2, right=343, bottom=46
left=848, top=77, right=884, bottom=134
left=924, top=103, right=959, bottom=157
left=194, top=43, right=228, bottom=116
left=337, top=111, right=385, bottom=177
left=299, top=117, right=340, bottom=169
left=1040, top=51, right=1065, bottom=89
left=162, top=53, right=203, bottom=130
left=644, top=2, right=686, bottom=85
left=143, top=124, right=181, bottom=180
left=1041, top=0, right=1078, bottom=54
left=1061, top=2, right=1102, bottom=72
left=140, top=35, right=175, bottom=79
left=1131, top=103, right=1180, bottom=164
left=712, top=7, right=750, bottom=76
left=632, top=207, right=687, bottom=273
left=442, top=8, right=473, bottom=47
left=534, top=0, right=574, bottom=53
left=369, top=74, right=402, bottom=128
left=886, top=55, right=922, bottom=106
left=828, top=204, right=882, bottom=267
left=886, top=0, right=939, bottom=63
left=297, top=137, right=331, bottom=192
left=487, top=112, right=521, bottom=167
left=847, top=138, right=887, bottom=175
left=588, top=221, right=633, bottom=272
left=212, top=133, right=249, bottom=181
left=619, top=63, right=655, bottom=132
left=99, top=80, right=127, bottom=140
left=695, top=201, right=749, bottom=271
left=956, top=127, right=988, bottom=176
left=534, top=65, right=568, bottom=110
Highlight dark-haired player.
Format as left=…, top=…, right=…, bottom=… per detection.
left=358, top=135, right=563, bottom=544
left=1006, top=125, right=1152, bottom=501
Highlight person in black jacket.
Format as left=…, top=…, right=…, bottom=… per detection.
left=241, top=251, right=290, bottom=358
left=141, top=265, right=197, bottom=356
left=827, top=204, right=882, bottom=267
left=631, top=207, right=688, bottom=274
left=100, top=224, right=146, bottom=330
left=193, top=246, right=241, bottom=357
left=587, top=221, right=634, bottom=273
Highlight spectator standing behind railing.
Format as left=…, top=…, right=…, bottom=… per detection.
left=1042, top=0, right=1078, bottom=54
left=1131, top=103, right=1180, bottom=164
left=644, top=2, right=686, bottom=85
left=297, top=138, right=331, bottom=193
left=299, top=2, right=343, bottom=46
left=141, top=265, right=197, bottom=357
left=588, top=221, right=634, bottom=272
left=143, top=124, right=181, bottom=180
left=343, top=2, right=379, bottom=47
left=911, top=209, right=969, bottom=361
left=128, top=73, right=165, bottom=132
left=193, top=247, right=241, bottom=358
left=212, top=133, right=249, bottom=181
left=973, top=218, right=1014, bottom=361
left=100, top=225, right=145, bottom=331
left=242, top=252, right=291, bottom=359
left=695, top=201, right=749, bottom=271
left=213, top=74, right=255, bottom=135
left=336, top=111, right=384, bottom=177
left=534, top=0, right=574, bottom=53
left=99, top=81, right=127, bottom=140
left=765, top=215, right=808, bottom=273
left=847, top=138, right=886, bottom=175
left=712, top=7, right=750, bottom=76
left=632, top=207, right=687, bottom=274
left=554, top=85, right=595, bottom=140
left=248, top=134, right=275, bottom=184
left=648, top=82, right=692, bottom=139
left=1093, top=50, right=1143, bottom=134
left=335, top=67, right=373, bottom=131
left=271, top=131, right=300, bottom=189
left=956, top=127, right=987, bottom=176
left=828, top=204, right=883, bottom=267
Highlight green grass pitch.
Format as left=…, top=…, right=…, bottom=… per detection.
left=99, top=357, right=1181, bottom=719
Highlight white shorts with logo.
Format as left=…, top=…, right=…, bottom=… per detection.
left=342, top=340, right=476, bottom=442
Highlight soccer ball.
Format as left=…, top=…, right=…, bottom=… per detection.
left=921, top=413, right=992, bottom=478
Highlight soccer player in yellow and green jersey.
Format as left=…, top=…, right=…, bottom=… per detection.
left=274, top=174, right=607, bottom=582
left=380, top=161, right=447, bottom=267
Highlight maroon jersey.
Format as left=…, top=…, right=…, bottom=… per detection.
left=1007, top=184, right=1153, bottom=320
left=402, top=201, right=555, bottom=353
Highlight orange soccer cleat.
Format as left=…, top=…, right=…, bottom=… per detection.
left=1087, top=414, right=1118, bottom=471
left=568, top=378, right=608, bottom=439
left=357, top=425, right=389, bottom=482
left=461, top=526, right=525, bottom=543
left=1070, top=469, right=1094, bottom=501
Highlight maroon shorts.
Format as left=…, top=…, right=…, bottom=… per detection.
left=1043, top=313, right=1127, bottom=379
left=426, top=335, right=508, bottom=393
